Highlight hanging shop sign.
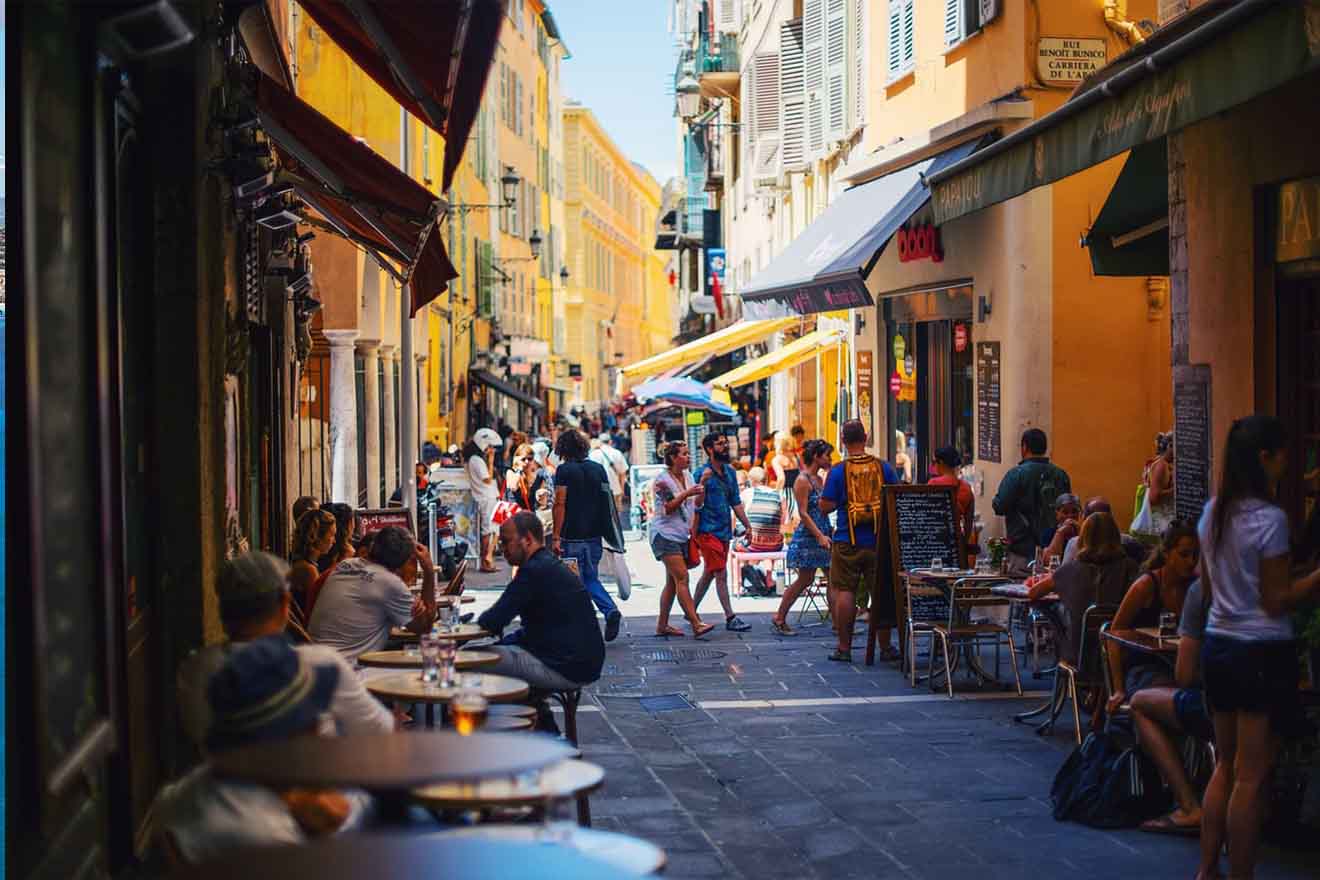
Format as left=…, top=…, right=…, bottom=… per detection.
left=889, top=371, right=902, bottom=396
left=898, top=360, right=917, bottom=403
left=856, top=351, right=875, bottom=433
left=896, top=223, right=944, bottom=263
left=1278, top=177, right=1320, bottom=264
left=568, top=363, right=583, bottom=379
left=1036, top=37, right=1107, bottom=84
left=954, top=322, right=969, bottom=352
left=892, top=333, right=906, bottom=363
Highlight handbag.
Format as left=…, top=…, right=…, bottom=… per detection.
left=685, top=537, right=702, bottom=570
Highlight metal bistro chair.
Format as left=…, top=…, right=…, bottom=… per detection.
left=929, top=579, right=1023, bottom=699
left=1044, top=604, right=1118, bottom=743
left=905, top=579, right=951, bottom=687
left=795, top=569, right=830, bottom=626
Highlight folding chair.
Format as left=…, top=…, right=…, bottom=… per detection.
left=794, top=569, right=830, bottom=625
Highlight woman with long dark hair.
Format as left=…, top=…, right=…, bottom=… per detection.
left=289, top=508, right=336, bottom=619
left=650, top=441, right=713, bottom=638
left=316, top=502, right=357, bottom=573
left=772, top=439, right=834, bottom=635
left=1196, top=416, right=1320, bottom=880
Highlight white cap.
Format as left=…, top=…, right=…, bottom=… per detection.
left=473, top=428, right=504, bottom=451
left=598, top=432, right=612, bottom=444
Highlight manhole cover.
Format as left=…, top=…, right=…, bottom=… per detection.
left=637, top=693, right=695, bottom=713
left=637, top=648, right=727, bottom=664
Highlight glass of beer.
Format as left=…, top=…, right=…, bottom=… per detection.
left=451, top=689, right=489, bottom=736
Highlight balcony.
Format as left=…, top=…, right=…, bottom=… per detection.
left=697, top=33, right=739, bottom=97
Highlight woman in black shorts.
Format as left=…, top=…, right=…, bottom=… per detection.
left=1195, top=416, right=1320, bottom=880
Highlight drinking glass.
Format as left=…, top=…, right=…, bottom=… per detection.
left=1049, top=554, right=1061, bottom=573
left=451, top=689, right=489, bottom=735
left=931, top=558, right=944, bottom=573
left=419, top=635, right=442, bottom=685
left=436, top=638, right=457, bottom=686
left=1159, top=611, right=1178, bottom=639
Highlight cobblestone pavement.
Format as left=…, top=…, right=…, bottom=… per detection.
left=462, top=539, right=1320, bottom=879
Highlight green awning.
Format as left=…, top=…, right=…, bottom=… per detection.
left=1084, top=138, right=1169, bottom=277
left=929, top=0, right=1320, bottom=224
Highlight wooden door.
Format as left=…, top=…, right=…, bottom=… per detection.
left=1277, top=275, right=1320, bottom=532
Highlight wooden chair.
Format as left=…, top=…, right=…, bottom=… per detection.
left=929, top=581, right=1022, bottom=699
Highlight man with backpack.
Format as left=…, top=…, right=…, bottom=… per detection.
left=819, top=420, right=899, bottom=663
left=992, top=428, right=1072, bottom=577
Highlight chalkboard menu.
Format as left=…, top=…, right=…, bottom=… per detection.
left=977, top=341, right=1002, bottom=463
left=885, top=485, right=963, bottom=574
left=1173, top=364, right=1212, bottom=524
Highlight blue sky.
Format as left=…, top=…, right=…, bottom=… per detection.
left=552, top=0, right=678, bottom=184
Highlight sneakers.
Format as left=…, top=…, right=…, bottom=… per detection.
left=604, top=610, right=622, bottom=642
left=725, top=615, right=752, bottom=632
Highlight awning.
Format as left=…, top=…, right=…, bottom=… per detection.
left=469, top=369, right=545, bottom=411
left=1083, top=139, right=1169, bottom=276
left=296, top=0, right=504, bottom=191
left=709, top=329, right=846, bottom=391
left=253, top=72, right=456, bottom=316
left=928, top=0, right=1319, bottom=224
left=739, top=138, right=984, bottom=318
left=618, top=318, right=799, bottom=378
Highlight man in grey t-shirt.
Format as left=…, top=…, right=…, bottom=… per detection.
left=310, top=526, right=437, bottom=662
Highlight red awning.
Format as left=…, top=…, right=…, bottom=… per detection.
left=296, top=0, right=503, bottom=192
left=253, top=71, right=456, bottom=315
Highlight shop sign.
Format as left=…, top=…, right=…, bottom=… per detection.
left=889, top=371, right=902, bottom=396
left=898, top=360, right=917, bottom=403
left=892, top=333, right=906, bottom=363
left=903, top=354, right=915, bottom=376
left=856, top=351, right=875, bottom=433
left=568, top=363, right=582, bottom=379
left=1278, top=177, right=1320, bottom=264
left=896, top=224, right=944, bottom=263
left=954, top=322, right=969, bottom=353
left=359, top=508, right=415, bottom=536
left=1036, top=37, right=1107, bottom=84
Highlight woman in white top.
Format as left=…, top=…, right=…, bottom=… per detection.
left=1196, top=415, right=1320, bottom=880
left=650, top=441, right=714, bottom=639
left=465, top=428, right=503, bottom=572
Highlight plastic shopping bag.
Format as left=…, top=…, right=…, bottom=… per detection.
left=600, top=548, right=633, bottom=600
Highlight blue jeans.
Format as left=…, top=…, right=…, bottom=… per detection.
left=561, top=537, right=616, bottom=616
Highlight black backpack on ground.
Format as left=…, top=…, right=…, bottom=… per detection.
left=740, top=566, right=775, bottom=597
left=1051, top=726, right=1170, bottom=828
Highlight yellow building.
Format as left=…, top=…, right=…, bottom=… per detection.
left=563, top=104, right=674, bottom=408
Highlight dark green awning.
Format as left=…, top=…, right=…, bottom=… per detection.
left=929, top=0, right=1320, bottom=224
left=1084, top=138, right=1169, bottom=277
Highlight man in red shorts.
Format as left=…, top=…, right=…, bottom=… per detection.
left=692, top=432, right=754, bottom=631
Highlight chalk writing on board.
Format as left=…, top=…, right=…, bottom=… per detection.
left=977, top=341, right=1002, bottom=463
left=888, top=486, right=961, bottom=573
left=1173, top=364, right=1212, bottom=524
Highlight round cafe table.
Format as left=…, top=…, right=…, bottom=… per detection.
left=390, top=622, right=488, bottom=643
left=180, top=834, right=624, bottom=880
left=412, top=759, right=605, bottom=811
left=357, top=648, right=500, bottom=670
left=433, top=827, right=666, bottom=876
left=209, top=731, right=574, bottom=790
left=476, top=714, right=534, bottom=732
left=365, top=671, right=528, bottom=728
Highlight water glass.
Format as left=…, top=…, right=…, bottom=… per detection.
left=404, top=638, right=421, bottom=658
left=1159, top=611, right=1178, bottom=639
left=419, top=635, right=442, bottom=684
left=931, top=558, right=944, bottom=573
left=975, top=557, right=991, bottom=575
left=436, top=639, right=457, bottom=686
left=1048, top=554, right=1061, bottom=573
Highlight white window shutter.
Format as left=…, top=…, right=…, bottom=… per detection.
left=779, top=18, right=806, bottom=170
left=716, top=0, right=739, bottom=32
left=903, top=0, right=916, bottom=70
left=944, top=0, right=963, bottom=46
left=850, top=0, right=866, bottom=130
left=886, top=1, right=902, bottom=80
left=825, top=0, right=847, bottom=141
left=803, top=0, right=825, bottom=158
left=752, top=52, right=781, bottom=182
left=742, top=59, right=756, bottom=161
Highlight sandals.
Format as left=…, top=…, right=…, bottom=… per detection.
left=654, top=625, right=685, bottom=638
left=691, top=622, right=716, bottom=639
left=827, top=650, right=853, bottom=663
left=770, top=618, right=797, bottom=636
left=1140, top=813, right=1200, bottom=836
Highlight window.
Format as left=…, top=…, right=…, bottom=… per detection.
left=886, top=0, right=915, bottom=82
left=943, top=0, right=982, bottom=48
left=499, top=63, right=509, bottom=126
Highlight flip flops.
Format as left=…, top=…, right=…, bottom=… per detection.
left=770, top=619, right=797, bottom=636
left=654, top=625, right=685, bottom=638
left=1140, top=813, right=1200, bottom=836
left=827, top=650, right=853, bottom=663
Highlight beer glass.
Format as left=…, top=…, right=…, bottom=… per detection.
left=451, top=689, right=489, bottom=735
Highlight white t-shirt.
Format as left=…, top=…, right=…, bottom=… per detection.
left=467, top=455, right=500, bottom=502
left=152, top=765, right=370, bottom=865
left=1198, top=497, right=1293, bottom=642
left=589, top=448, right=623, bottom=497
left=309, top=558, right=416, bottom=661
left=176, top=642, right=395, bottom=746
left=650, top=469, right=695, bottom=543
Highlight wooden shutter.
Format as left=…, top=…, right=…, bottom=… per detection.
left=850, top=0, right=866, bottom=131
left=825, top=0, right=847, bottom=141
left=779, top=18, right=806, bottom=170
left=803, top=0, right=825, bottom=158
left=944, top=0, right=963, bottom=47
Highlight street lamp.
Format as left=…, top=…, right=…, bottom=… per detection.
left=500, top=165, right=521, bottom=206
left=529, top=228, right=543, bottom=259
left=559, top=265, right=570, bottom=285
left=676, top=71, right=701, bottom=120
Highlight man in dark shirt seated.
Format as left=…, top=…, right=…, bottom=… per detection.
left=477, top=512, right=606, bottom=693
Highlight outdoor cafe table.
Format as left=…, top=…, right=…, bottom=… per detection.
left=436, top=826, right=667, bottom=876
left=412, top=758, right=605, bottom=812
left=358, top=648, right=501, bottom=670
left=390, top=623, right=488, bottom=643
left=365, top=671, right=529, bottom=728
left=991, top=581, right=1061, bottom=676
left=1103, top=626, right=1180, bottom=658
left=903, top=570, right=1012, bottom=687
left=209, top=731, right=574, bottom=790
left=182, top=834, right=625, bottom=880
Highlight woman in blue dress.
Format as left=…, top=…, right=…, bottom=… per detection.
left=772, top=439, right=835, bottom=635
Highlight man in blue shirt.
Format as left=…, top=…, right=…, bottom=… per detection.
left=820, top=420, right=899, bottom=662
left=692, top=432, right=754, bottom=632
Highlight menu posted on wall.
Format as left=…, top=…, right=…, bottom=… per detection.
left=977, top=341, right=1002, bottom=463
left=885, top=485, right=963, bottom=574
left=1173, top=364, right=1212, bottom=524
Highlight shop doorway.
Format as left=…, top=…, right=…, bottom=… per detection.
left=1277, top=273, right=1320, bottom=535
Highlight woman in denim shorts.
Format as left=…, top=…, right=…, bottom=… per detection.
left=650, top=441, right=714, bottom=639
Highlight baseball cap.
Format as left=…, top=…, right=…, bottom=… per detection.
left=473, top=428, right=504, bottom=451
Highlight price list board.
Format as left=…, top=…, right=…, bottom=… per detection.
left=977, top=341, right=1002, bottom=463
left=1173, top=364, right=1212, bottom=524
